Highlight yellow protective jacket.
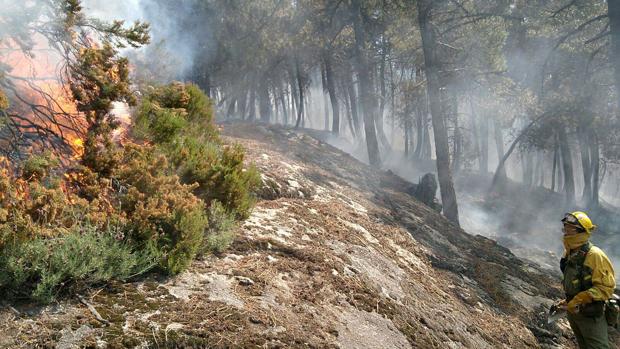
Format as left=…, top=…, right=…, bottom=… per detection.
left=563, top=245, right=616, bottom=301
left=583, top=246, right=616, bottom=301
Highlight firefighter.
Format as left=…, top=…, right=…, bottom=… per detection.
left=559, top=211, right=615, bottom=349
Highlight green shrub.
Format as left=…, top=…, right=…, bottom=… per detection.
left=150, top=108, right=188, bottom=143
left=0, top=143, right=211, bottom=303
left=81, top=134, right=122, bottom=178
left=164, top=206, right=208, bottom=273
left=165, top=138, right=259, bottom=219
left=201, top=201, right=236, bottom=255
left=148, top=82, right=191, bottom=109
left=133, top=83, right=259, bottom=219
left=213, top=145, right=261, bottom=219
left=0, top=225, right=159, bottom=303
left=185, top=84, right=216, bottom=130
left=0, top=165, right=79, bottom=243
left=115, top=145, right=209, bottom=274
left=21, top=152, right=59, bottom=181
left=133, top=102, right=189, bottom=144
left=0, top=82, right=258, bottom=303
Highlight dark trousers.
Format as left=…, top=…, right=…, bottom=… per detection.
left=567, top=313, right=610, bottom=349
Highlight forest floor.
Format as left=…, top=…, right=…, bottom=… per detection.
left=454, top=172, right=620, bottom=279
left=0, top=122, right=617, bottom=348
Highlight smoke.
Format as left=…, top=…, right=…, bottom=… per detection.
left=82, top=0, right=209, bottom=81
left=81, top=0, right=143, bottom=22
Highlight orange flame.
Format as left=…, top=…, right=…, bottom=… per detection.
left=2, top=36, right=84, bottom=154
left=1, top=35, right=133, bottom=159
left=71, top=137, right=84, bottom=158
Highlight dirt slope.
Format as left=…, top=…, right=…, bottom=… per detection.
left=0, top=122, right=605, bottom=348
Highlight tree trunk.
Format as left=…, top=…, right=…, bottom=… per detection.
left=303, top=92, right=310, bottom=128
left=589, top=129, right=600, bottom=207
left=414, top=106, right=424, bottom=159
left=540, top=153, right=546, bottom=187
left=352, top=0, right=381, bottom=167
left=551, top=138, right=559, bottom=192
left=321, top=60, right=330, bottom=131
left=608, top=0, right=620, bottom=109
left=423, top=114, right=432, bottom=160
left=248, top=84, right=257, bottom=121
left=196, top=65, right=212, bottom=98
left=390, top=61, right=396, bottom=128
left=379, top=40, right=387, bottom=121
left=453, top=121, right=462, bottom=174
left=558, top=126, right=575, bottom=206
left=377, top=45, right=390, bottom=150
left=417, top=0, right=459, bottom=225
left=480, top=114, right=489, bottom=174
left=273, top=86, right=280, bottom=124
left=343, top=84, right=356, bottom=137
left=226, top=96, right=236, bottom=119
left=523, top=152, right=534, bottom=187
left=452, top=93, right=462, bottom=174
left=533, top=152, right=542, bottom=186
left=468, top=95, right=481, bottom=171
left=578, top=125, right=593, bottom=202
left=259, top=77, right=271, bottom=123
left=409, top=122, right=415, bottom=158
left=346, top=66, right=360, bottom=135
left=290, top=81, right=296, bottom=125
left=324, top=54, right=340, bottom=135
left=404, top=122, right=410, bottom=156
left=279, top=82, right=289, bottom=125
left=558, top=141, right=565, bottom=193
left=493, top=119, right=506, bottom=179
left=239, top=89, right=248, bottom=120
left=295, top=59, right=304, bottom=129
left=536, top=152, right=544, bottom=187
left=375, top=113, right=390, bottom=151
left=412, top=100, right=430, bottom=160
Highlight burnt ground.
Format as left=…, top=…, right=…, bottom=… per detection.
left=0, top=122, right=617, bottom=348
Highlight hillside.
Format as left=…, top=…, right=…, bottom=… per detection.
left=0, top=122, right=611, bottom=348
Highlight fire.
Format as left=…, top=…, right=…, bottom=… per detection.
left=111, top=101, right=132, bottom=141
left=1, top=35, right=134, bottom=160
left=2, top=35, right=86, bottom=157
left=73, top=138, right=84, bottom=148
left=71, top=137, right=84, bottom=158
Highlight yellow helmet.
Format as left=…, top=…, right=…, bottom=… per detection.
left=562, top=211, right=596, bottom=234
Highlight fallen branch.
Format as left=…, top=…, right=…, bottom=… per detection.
left=77, top=294, right=110, bottom=326
left=2, top=302, right=21, bottom=317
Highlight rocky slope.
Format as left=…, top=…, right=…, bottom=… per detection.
left=0, top=122, right=615, bottom=348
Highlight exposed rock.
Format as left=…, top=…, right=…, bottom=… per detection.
left=56, top=325, right=94, bottom=349
left=206, top=274, right=245, bottom=309
left=335, top=307, right=412, bottom=349
left=411, top=173, right=442, bottom=212
left=235, top=275, right=255, bottom=286
left=162, top=271, right=209, bottom=301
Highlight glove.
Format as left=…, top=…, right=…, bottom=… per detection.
left=567, top=291, right=594, bottom=314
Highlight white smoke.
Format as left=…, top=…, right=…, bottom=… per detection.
left=82, top=0, right=199, bottom=79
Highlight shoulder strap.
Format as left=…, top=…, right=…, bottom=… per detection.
left=580, top=242, right=593, bottom=258
left=568, top=242, right=592, bottom=266
left=578, top=242, right=594, bottom=291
